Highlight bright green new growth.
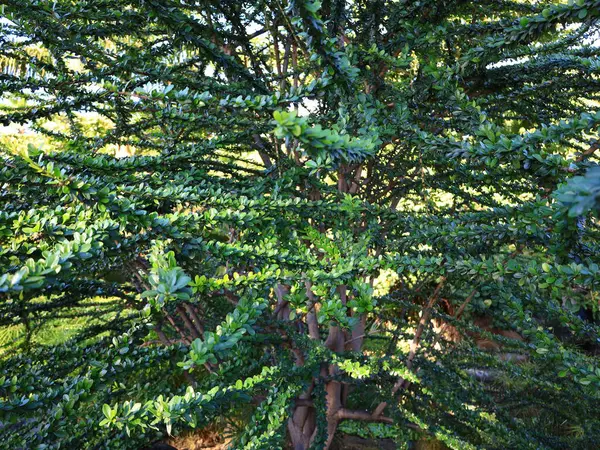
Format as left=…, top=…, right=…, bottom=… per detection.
left=1, top=1, right=599, bottom=449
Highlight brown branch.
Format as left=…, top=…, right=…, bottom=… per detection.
left=404, top=277, right=447, bottom=372
left=130, top=265, right=150, bottom=292
left=273, top=284, right=290, bottom=319
left=280, top=37, right=292, bottom=92
left=576, top=140, right=599, bottom=163
left=271, top=0, right=310, bottom=60
left=223, top=290, right=239, bottom=305
left=272, top=16, right=282, bottom=78
left=294, top=398, right=314, bottom=407
left=176, top=305, right=201, bottom=340
left=252, top=134, right=273, bottom=168
left=154, top=322, right=171, bottom=346
left=430, top=287, right=477, bottom=349
left=273, top=300, right=290, bottom=318
left=165, top=312, right=191, bottom=345
left=183, top=302, right=205, bottom=335
left=304, top=279, right=321, bottom=340
left=372, top=277, right=446, bottom=418
left=336, top=408, right=393, bottom=424
left=348, top=164, right=363, bottom=194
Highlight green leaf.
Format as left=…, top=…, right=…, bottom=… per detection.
left=102, top=404, right=112, bottom=419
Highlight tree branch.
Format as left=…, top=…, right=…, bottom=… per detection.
left=372, top=277, right=446, bottom=418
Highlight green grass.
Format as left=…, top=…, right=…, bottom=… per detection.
left=0, top=296, right=128, bottom=358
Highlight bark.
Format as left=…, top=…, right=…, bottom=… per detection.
left=155, top=322, right=170, bottom=345
left=274, top=284, right=291, bottom=320
left=165, top=312, right=191, bottom=345
left=286, top=280, right=320, bottom=449
left=288, top=282, right=374, bottom=449
left=182, top=302, right=205, bottom=335
left=176, top=305, right=201, bottom=340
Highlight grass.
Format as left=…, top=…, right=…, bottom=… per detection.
left=0, top=296, right=128, bottom=358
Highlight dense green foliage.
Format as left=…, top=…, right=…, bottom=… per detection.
left=1, top=1, right=599, bottom=449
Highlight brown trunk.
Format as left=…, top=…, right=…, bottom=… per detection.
left=288, top=369, right=343, bottom=450
left=288, top=397, right=317, bottom=450
left=288, top=284, right=368, bottom=449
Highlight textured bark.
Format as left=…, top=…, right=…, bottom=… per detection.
left=176, top=305, right=201, bottom=340
left=182, top=302, right=205, bottom=335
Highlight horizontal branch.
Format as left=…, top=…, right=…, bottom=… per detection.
left=336, top=408, right=393, bottom=424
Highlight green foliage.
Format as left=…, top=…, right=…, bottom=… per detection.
left=555, top=166, right=600, bottom=216
left=1, top=0, right=599, bottom=449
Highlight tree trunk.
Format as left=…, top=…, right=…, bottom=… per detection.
left=288, top=285, right=355, bottom=449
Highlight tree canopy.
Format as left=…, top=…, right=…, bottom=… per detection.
left=0, top=1, right=599, bottom=449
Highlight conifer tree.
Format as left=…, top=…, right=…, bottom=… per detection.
left=1, top=1, right=599, bottom=449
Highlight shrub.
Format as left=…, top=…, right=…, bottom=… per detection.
left=1, top=1, right=599, bottom=449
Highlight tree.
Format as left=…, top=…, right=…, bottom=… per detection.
left=1, top=1, right=599, bottom=449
